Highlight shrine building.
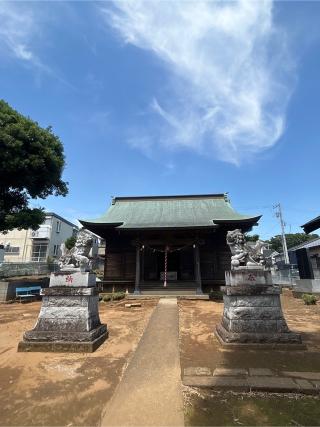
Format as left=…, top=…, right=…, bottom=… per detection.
left=80, top=194, right=261, bottom=294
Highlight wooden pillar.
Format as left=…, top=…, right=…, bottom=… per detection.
left=134, top=245, right=141, bottom=294
left=194, top=243, right=203, bottom=294
left=103, top=246, right=108, bottom=281
left=141, top=247, right=145, bottom=284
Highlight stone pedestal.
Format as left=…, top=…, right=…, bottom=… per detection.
left=216, top=267, right=302, bottom=345
left=18, top=271, right=108, bottom=352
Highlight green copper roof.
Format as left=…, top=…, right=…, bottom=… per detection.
left=80, top=194, right=261, bottom=230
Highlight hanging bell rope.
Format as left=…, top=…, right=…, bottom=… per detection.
left=163, top=245, right=169, bottom=288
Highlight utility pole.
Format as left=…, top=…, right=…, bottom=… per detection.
left=273, top=203, right=290, bottom=264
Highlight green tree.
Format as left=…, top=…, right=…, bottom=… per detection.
left=246, top=234, right=260, bottom=242
left=268, top=233, right=319, bottom=252
left=64, top=235, right=77, bottom=250
left=0, top=100, right=68, bottom=232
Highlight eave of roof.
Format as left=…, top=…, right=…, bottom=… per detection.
left=288, top=237, right=320, bottom=252
left=302, top=216, right=320, bottom=234
left=80, top=193, right=261, bottom=232
left=45, top=212, right=79, bottom=229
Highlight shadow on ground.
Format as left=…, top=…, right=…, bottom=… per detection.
left=179, top=290, right=320, bottom=373
left=0, top=299, right=157, bottom=426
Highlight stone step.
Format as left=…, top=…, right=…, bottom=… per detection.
left=140, top=290, right=196, bottom=295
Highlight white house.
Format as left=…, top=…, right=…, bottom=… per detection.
left=0, top=213, right=78, bottom=262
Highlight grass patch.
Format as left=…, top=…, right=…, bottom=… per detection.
left=100, top=292, right=126, bottom=303
left=184, top=390, right=320, bottom=426
left=302, top=294, right=317, bottom=305
left=209, top=289, right=223, bottom=301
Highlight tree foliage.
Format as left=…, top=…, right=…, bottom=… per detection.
left=268, top=233, right=319, bottom=253
left=64, top=235, right=77, bottom=250
left=0, top=100, right=68, bottom=232
left=245, top=234, right=260, bottom=242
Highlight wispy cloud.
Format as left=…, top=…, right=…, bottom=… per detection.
left=101, top=0, right=295, bottom=164
left=0, top=2, right=74, bottom=87
left=0, top=2, right=39, bottom=64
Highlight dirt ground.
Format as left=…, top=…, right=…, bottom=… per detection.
left=1, top=291, right=320, bottom=427
left=0, top=299, right=157, bottom=427
left=179, top=291, right=320, bottom=426
left=179, top=290, right=320, bottom=373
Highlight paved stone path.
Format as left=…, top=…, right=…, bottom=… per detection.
left=183, top=367, right=320, bottom=394
left=100, top=298, right=184, bottom=426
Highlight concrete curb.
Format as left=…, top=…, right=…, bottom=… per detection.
left=182, top=367, right=320, bottom=395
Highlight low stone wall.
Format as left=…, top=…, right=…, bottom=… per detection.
left=293, top=279, right=320, bottom=296
left=0, top=262, right=58, bottom=279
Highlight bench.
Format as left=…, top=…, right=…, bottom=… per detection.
left=16, top=286, right=41, bottom=303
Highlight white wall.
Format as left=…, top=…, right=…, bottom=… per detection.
left=0, top=214, right=78, bottom=262
left=47, top=215, right=77, bottom=259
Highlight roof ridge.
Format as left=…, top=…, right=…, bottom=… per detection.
left=113, top=194, right=226, bottom=202
left=289, top=236, right=320, bottom=251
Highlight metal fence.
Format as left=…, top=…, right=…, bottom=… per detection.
left=0, top=262, right=59, bottom=278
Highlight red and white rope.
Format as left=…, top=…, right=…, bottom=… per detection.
left=163, top=245, right=168, bottom=287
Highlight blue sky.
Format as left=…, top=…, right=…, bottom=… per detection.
left=1, top=1, right=320, bottom=239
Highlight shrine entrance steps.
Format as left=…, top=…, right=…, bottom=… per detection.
left=139, top=281, right=197, bottom=295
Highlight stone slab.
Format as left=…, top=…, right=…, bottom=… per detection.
left=49, top=272, right=96, bottom=288
left=221, top=285, right=281, bottom=296
left=184, top=367, right=211, bottom=376
left=248, top=376, right=299, bottom=392
left=18, top=330, right=108, bottom=353
left=294, top=379, right=315, bottom=391
left=215, top=324, right=304, bottom=348
left=183, top=375, right=249, bottom=391
left=23, top=324, right=107, bottom=342
left=213, top=368, right=248, bottom=376
left=183, top=375, right=320, bottom=394
left=41, top=287, right=98, bottom=296
left=249, top=368, right=273, bottom=376
left=223, top=306, right=284, bottom=321
left=223, top=295, right=280, bottom=307
left=282, top=371, right=320, bottom=381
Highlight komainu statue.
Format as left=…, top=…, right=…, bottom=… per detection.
left=59, top=229, right=93, bottom=271
left=226, top=229, right=267, bottom=269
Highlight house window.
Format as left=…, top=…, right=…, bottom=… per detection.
left=4, top=246, right=20, bottom=255
left=56, top=220, right=61, bottom=233
left=32, top=243, right=48, bottom=262
left=53, top=245, right=59, bottom=257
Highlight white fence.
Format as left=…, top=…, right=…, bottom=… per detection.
left=271, top=268, right=300, bottom=287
